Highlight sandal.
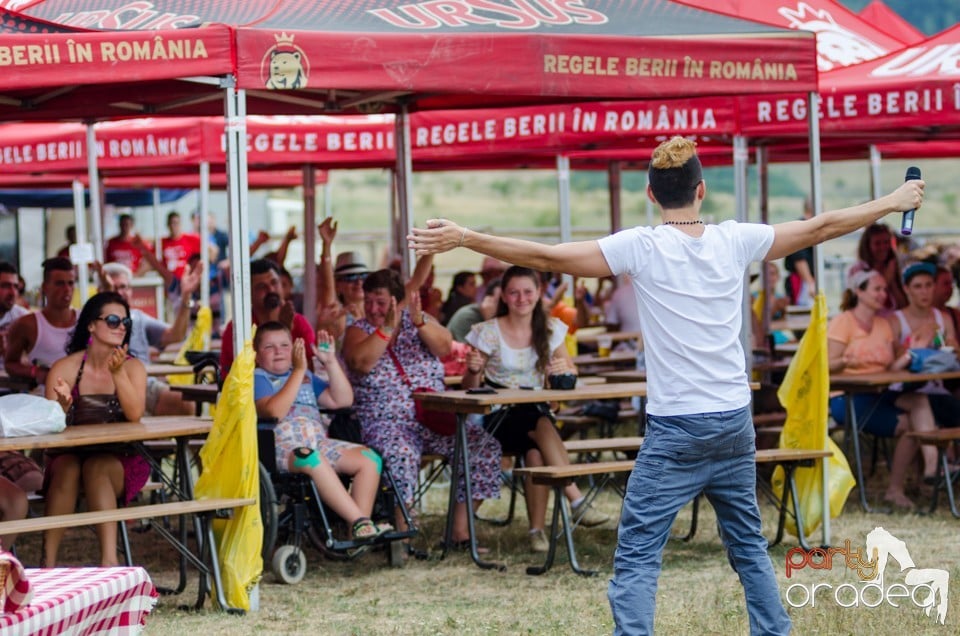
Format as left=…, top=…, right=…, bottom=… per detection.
left=351, top=517, right=393, bottom=542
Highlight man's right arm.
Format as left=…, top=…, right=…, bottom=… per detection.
left=410, top=221, right=614, bottom=278
left=4, top=314, right=38, bottom=381
left=766, top=181, right=923, bottom=260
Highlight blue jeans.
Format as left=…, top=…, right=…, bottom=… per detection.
left=608, top=406, right=791, bottom=635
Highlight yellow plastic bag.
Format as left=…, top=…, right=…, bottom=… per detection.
left=193, top=339, right=262, bottom=610
left=772, top=292, right=855, bottom=537
left=167, top=306, right=212, bottom=386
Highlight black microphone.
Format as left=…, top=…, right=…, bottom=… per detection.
left=901, top=166, right=921, bottom=236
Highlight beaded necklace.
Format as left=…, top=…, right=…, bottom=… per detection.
left=663, top=219, right=703, bottom=226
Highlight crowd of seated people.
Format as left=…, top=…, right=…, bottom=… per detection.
left=11, top=210, right=960, bottom=569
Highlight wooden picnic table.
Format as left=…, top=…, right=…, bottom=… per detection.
left=0, top=416, right=248, bottom=612
left=830, top=369, right=960, bottom=512
left=0, top=567, right=158, bottom=635
left=414, top=381, right=649, bottom=571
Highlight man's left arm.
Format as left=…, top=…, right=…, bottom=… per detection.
left=766, top=181, right=923, bottom=260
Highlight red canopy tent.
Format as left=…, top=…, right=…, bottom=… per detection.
left=858, top=0, right=925, bottom=45
left=0, top=2, right=820, bottom=476
left=736, top=23, right=960, bottom=140
left=0, top=116, right=395, bottom=174
left=677, top=0, right=909, bottom=71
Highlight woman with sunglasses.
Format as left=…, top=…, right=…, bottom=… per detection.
left=43, top=291, right=148, bottom=566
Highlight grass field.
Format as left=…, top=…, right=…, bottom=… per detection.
left=16, top=453, right=960, bottom=635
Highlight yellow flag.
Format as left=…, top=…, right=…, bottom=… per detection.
left=167, top=306, right=212, bottom=386
left=772, top=292, right=855, bottom=537
left=193, top=338, right=262, bottom=610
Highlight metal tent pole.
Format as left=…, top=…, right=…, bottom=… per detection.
left=199, top=161, right=211, bottom=308
left=224, top=84, right=251, bottom=352
left=302, top=165, right=317, bottom=328
left=395, top=106, right=415, bottom=279
left=808, top=90, right=830, bottom=548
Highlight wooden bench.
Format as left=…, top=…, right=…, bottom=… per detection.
left=477, top=437, right=644, bottom=528
left=0, top=498, right=254, bottom=536
left=0, top=496, right=254, bottom=607
left=564, top=436, right=643, bottom=456
left=514, top=460, right=634, bottom=576
left=513, top=447, right=833, bottom=575
left=907, top=428, right=960, bottom=517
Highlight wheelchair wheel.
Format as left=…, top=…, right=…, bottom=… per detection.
left=272, top=544, right=307, bottom=585
left=260, top=463, right=278, bottom=562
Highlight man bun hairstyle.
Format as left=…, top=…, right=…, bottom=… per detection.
left=648, top=136, right=703, bottom=210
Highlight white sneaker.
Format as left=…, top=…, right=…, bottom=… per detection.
left=529, top=529, right=549, bottom=553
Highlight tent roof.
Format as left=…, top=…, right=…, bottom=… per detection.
left=676, top=0, right=909, bottom=71
left=809, top=22, right=960, bottom=136
left=0, top=0, right=817, bottom=117
left=858, top=0, right=925, bottom=45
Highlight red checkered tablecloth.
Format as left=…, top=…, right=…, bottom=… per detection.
left=0, top=567, right=158, bottom=635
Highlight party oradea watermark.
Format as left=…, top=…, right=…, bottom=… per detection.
left=783, top=526, right=948, bottom=625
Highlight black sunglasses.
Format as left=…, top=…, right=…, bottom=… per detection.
left=97, top=314, right=132, bottom=330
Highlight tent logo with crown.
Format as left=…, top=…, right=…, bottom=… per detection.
left=777, top=2, right=887, bottom=71
left=261, top=32, right=310, bottom=90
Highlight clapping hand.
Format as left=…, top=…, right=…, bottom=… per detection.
left=52, top=376, right=73, bottom=412
left=315, top=330, right=336, bottom=364
left=292, top=337, right=308, bottom=372
left=465, top=347, right=484, bottom=374
left=407, top=288, right=424, bottom=327
left=383, top=296, right=400, bottom=333
left=316, top=302, right=347, bottom=339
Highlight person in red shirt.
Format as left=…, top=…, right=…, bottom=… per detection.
left=220, top=258, right=316, bottom=376
left=104, top=214, right=145, bottom=274
left=160, top=212, right=201, bottom=280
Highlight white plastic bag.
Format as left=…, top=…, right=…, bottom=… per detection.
left=0, top=394, right=66, bottom=437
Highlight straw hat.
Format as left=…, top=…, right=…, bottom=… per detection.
left=334, top=251, right=369, bottom=278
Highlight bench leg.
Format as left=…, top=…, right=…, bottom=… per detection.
left=675, top=493, right=700, bottom=542
left=475, top=455, right=521, bottom=527
left=118, top=520, right=133, bottom=567
left=527, top=483, right=597, bottom=577
left=783, top=464, right=813, bottom=551
left=928, top=448, right=960, bottom=518
left=845, top=394, right=877, bottom=513
left=443, top=414, right=506, bottom=571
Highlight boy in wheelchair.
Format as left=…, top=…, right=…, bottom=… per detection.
left=253, top=321, right=392, bottom=542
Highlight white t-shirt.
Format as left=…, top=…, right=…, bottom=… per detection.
left=598, top=221, right=774, bottom=416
